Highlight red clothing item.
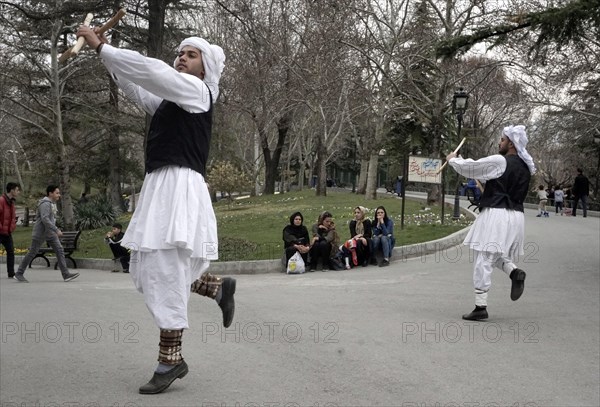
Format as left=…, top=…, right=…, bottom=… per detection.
left=0, top=193, right=17, bottom=235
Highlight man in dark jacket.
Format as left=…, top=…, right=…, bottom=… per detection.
left=105, top=223, right=130, bottom=273
left=0, top=182, right=21, bottom=278
left=572, top=168, right=590, bottom=217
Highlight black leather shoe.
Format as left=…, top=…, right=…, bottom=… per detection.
left=219, top=277, right=236, bottom=328
left=462, top=306, right=488, bottom=321
left=510, top=268, right=526, bottom=301
left=139, top=361, right=188, bottom=394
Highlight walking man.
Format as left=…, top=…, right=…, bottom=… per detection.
left=572, top=168, right=590, bottom=217
left=446, top=125, right=536, bottom=320
left=1, top=182, right=21, bottom=278
left=77, top=25, right=235, bottom=394
left=14, top=185, right=80, bottom=283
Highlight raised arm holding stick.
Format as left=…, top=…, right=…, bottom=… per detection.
left=76, top=23, right=232, bottom=395
left=59, top=9, right=126, bottom=63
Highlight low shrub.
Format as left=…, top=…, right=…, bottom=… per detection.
left=75, top=196, right=118, bottom=230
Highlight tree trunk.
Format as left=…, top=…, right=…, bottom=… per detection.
left=51, top=20, right=74, bottom=228
left=364, top=153, right=379, bottom=200
left=314, top=133, right=327, bottom=197
left=262, top=113, right=290, bottom=194
left=10, top=142, right=25, bottom=192
left=58, top=144, right=74, bottom=229
left=356, top=159, right=369, bottom=194
left=107, top=2, right=123, bottom=213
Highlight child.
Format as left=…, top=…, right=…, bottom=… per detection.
left=554, top=185, right=565, bottom=215
left=536, top=185, right=549, bottom=217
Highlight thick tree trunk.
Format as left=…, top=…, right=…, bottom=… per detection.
left=356, top=159, right=369, bottom=194
left=262, top=113, right=290, bottom=195
left=364, top=154, right=379, bottom=200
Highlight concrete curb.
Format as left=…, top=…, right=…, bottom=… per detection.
left=9, top=226, right=471, bottom=275
left=8, top=213, right=475, bottom=276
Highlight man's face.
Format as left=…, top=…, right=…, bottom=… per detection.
left=498, top=136, right=512, bottom=155
left=8, top=186, right=21, bottom=199
left=175, top=46, right=205, bottom=79
left=48, top=188, right=61, bottom=202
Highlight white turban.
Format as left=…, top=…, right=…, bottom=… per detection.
left=175, top=37, right=225, bottom=103
left=503, top=125, right=536, bottom=174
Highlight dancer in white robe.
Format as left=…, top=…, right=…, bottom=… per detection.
left=77, top=27, right=235, bottom=394
left=446, top=125, right=536, bottom=321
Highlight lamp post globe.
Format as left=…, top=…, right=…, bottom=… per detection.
left=452, top=88, right=469, bottom=220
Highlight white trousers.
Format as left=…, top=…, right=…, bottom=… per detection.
left=129, top=249, right=210, bottom=329
left=473, top=250, right=516, bottom=306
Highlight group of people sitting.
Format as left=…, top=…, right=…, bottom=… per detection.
left=282, top=206, right=395, bottom=272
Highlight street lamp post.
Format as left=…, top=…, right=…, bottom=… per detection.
left=452, top=88, right=469, bottom=220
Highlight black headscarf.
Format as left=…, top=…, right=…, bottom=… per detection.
left=283, top=212, right=309, bottom=247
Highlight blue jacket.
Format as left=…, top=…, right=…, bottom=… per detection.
left=372, top=218, right=394, bottom=238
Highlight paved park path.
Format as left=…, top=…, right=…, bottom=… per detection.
left=1, top=208, right=598, bottom=407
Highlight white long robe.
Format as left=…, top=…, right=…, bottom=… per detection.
left=98, top=45, right=218, bottom=328
left=449, top=154, right=526, bottom=259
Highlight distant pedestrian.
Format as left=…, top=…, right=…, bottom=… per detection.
left=1, top=182, right=21, bottom=278
left=447, top=125, right=535, bottom=321
left=554, top=185, right=564, bottom=215
left=572, top=168, right=590, bottom=217
left=536, top=185, right=549, bottom=217
left=14, top=185, right=80, bottom=283
left=105, top=223, right=130, bottom=273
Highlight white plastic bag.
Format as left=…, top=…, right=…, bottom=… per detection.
left=286, top=251, right=305, bottom=274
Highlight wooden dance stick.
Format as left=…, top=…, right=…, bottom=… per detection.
left=435, top=137, right=467, bottom=175
left=59, top=9, right=126, bottom=63
left=58, top=13, right=93, bottom=63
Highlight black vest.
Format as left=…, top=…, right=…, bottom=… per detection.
left=479, top=155, right=530, bottom=212
left=145, top=96, right=213, bottom=177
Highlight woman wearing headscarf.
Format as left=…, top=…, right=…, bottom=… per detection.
left=349, top=206, right=373, bottom=267
left=76, top=28, right=233, bottom=394
left=309, top=211, right=339, bottom=271
left=446, top=125, right=536, bottom=321
left=282, top=212, right=310, bottom=264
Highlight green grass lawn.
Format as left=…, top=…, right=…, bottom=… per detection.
left=6, top=189, right=472, bottom=261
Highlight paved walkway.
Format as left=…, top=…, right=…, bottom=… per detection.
left=1, top=208, right=598, bottom=407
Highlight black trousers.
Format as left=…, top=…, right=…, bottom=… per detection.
left=309, top=241, right=332, bottom=269
left=0, top=234, right=15, bottom=277
left=109, top=245, right=130, bottom=271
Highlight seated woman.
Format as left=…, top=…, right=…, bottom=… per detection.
left=371, top=206, right=394, bottom=267
left=309, top=211, right=339, bottom=271
left=348, top=206, right=372, bottom=267
left=282, top=212, right=310, bottom=266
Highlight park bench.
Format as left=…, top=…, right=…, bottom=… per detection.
left=28, top=231, right=82, bottom=270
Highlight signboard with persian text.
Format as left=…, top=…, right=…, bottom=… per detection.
left=407, top=156, right=442, bottom=184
